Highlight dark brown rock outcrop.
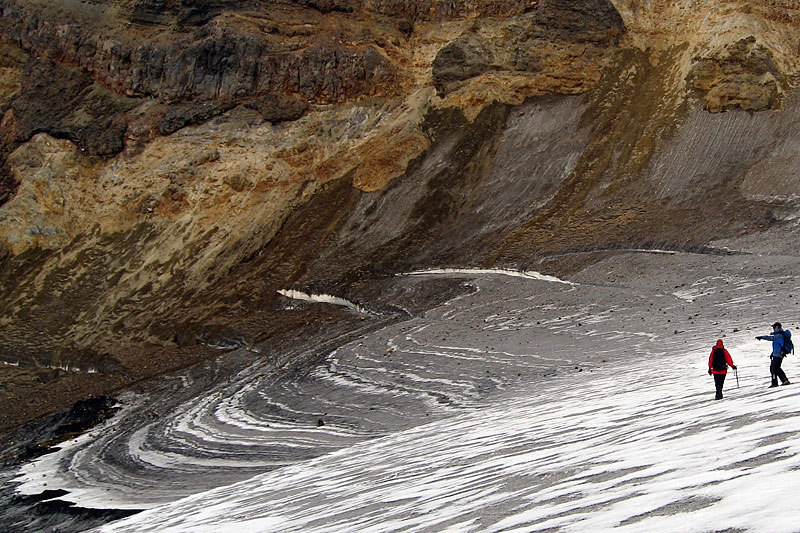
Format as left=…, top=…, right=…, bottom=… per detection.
left=0, top=161, right=14, bottom=205
left=293, top=0, right=357, bottom=13
left=433, top=35, right=496, bottom=94
left=159, top=101, right=237, bottom=136
left=369, top=0, right=532, bottom=20
left=689, top=36, right=784, bottom=112
left=0, top=1, right=399, bottom=104
left=4, top=57, right=139, bottom=156
left=244, top=94, right=309, bottom=123
left=128, top=0, right=232, bottom=27
left=432, top=0, right=624, bottom=95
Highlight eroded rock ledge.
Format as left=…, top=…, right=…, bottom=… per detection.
left=432, top=0, right=624, bottom=96
left=689, top=37, right=784, bottom=113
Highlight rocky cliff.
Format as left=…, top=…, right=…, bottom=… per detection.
left=1, top=0, right=799, bottom=432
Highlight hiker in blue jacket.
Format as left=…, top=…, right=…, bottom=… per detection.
left=756, top=322, right=791, bottom=387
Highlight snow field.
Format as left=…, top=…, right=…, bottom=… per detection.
left=97, top=337, right=800, bottom=532
left=10, top=255, right=800, bottom=530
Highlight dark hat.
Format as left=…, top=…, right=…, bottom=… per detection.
left=772, top=322, right=782, bottom=329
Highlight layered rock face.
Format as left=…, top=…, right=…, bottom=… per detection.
left=1, top=0, right=800, bottom=431
left=0, top=0, right=397, bottom=103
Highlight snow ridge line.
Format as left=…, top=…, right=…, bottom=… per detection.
left=400, top=268, right=576, bottom=286
left=277, top=289, right=368, bottom=314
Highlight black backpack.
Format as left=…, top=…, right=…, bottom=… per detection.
left=712, top=347, right=727, bottom=371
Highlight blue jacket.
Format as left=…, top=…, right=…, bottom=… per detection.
left=760, top=329, right=788, bottom=358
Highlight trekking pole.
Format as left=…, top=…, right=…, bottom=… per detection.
left=735, top=367, right=740, bottom=388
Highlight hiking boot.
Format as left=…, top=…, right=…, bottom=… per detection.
left=769, top=383, right=779, bottom=388
left=782, top=380, right=791, bottom=386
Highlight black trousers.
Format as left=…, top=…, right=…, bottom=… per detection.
left=770, top=356, right=788, bottom=385
left=713, top=373, right=726, bottom=399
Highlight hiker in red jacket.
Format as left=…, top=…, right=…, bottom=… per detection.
left=708, top=339, right=736, bottom=400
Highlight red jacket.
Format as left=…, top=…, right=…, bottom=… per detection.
left=709, top=340, right=735, bottom=375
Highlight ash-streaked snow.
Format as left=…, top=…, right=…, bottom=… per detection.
left=96, top=338, right=800, bottom=533
left=11, top=250, right=800, bottom=531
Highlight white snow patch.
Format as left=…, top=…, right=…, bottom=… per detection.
left=627, top=248, right=679, bottom=255
left=0, top=359, right=98, bottom=373
left=401, top=268, right=575, bottom=286
left=46, top=363, right=100, bottom=374
left=277, top=289, right=368, bottom=314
